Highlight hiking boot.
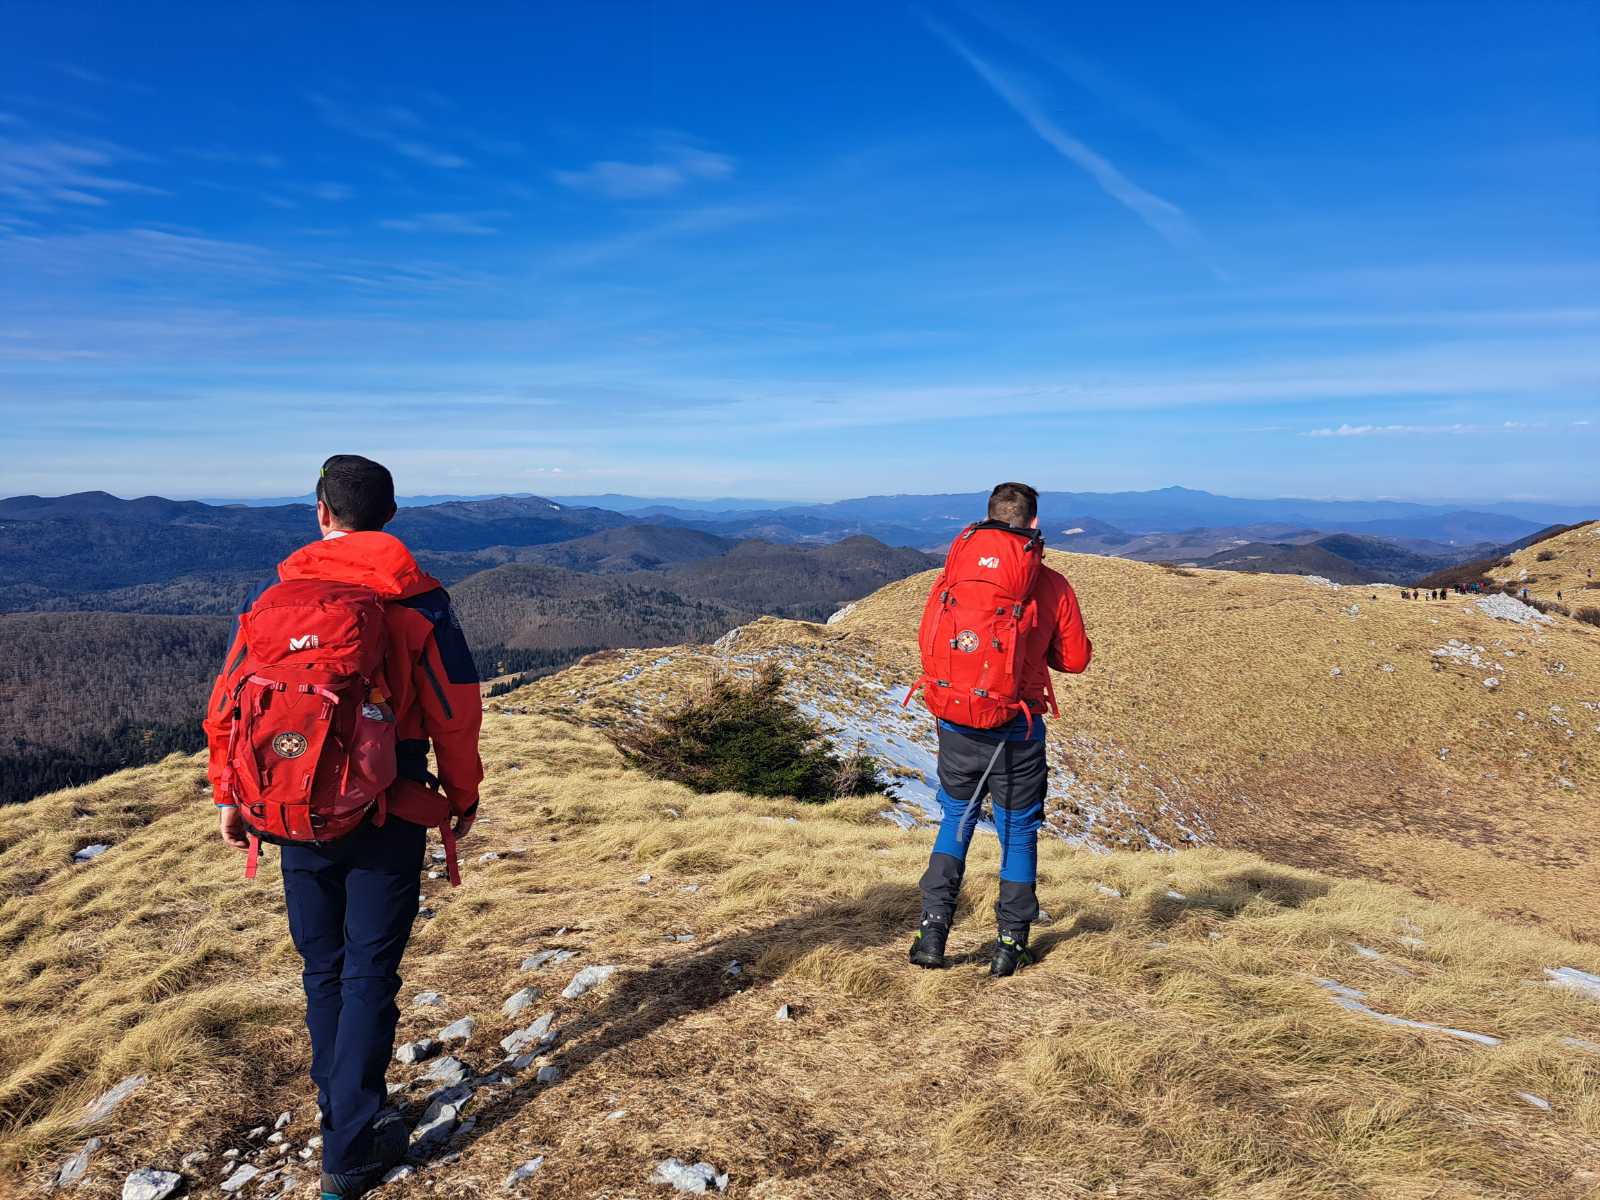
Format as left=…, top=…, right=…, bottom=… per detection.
left=909, top=914, right=951, bottom=969
left=320, top=1119, right=409, bottom=1199
left=989, top=931, right=1032, bottom=977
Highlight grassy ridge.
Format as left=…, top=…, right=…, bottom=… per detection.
left=3, top=707, right=1600, bottom=1197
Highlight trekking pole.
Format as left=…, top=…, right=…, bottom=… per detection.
left=955, top=739, right=1008, bottom=846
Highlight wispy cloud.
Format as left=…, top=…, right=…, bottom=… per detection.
left=959, top=3, right=1235, bottom=176
left=53, top=62, right=153, bottom=94
left=378, top=211, right=503, bottom=235
left=550, top=204, right=773, bottom=268
left=182, top=147, right=286, bottom=170
left=924, top=18, right=1219, bottom=275
left=1304, top=420, right=1588, bottom=438
left=0, top=135, right=164, bottom=210
left=308, top=93, right=468, bottom=169
left=305, top=182, right=354, bottom=202
left=554, top=138, right=733, bottom=199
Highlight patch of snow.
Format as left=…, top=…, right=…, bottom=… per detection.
left=1062, top=527, right=1085, bottom=535
left=1314, top=979, right=1501, bottom=1046
left=825, top=602, right=857, bottom=625
left=74, top=843, right=111, bottom=862
left=1474, top=593, right=1552, bottom=626
left=1545, top=966, right=1600, bottom=999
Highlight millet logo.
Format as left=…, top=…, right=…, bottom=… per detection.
left=977, top=556, right=1000, bottom=569
left=288, top=634, right=320, bottom=651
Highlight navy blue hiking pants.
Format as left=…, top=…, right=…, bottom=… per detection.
left=280, top=815, right=426, bottom=1174
left=918, top=721, right=1046, bottom=934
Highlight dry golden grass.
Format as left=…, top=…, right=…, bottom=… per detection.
left=1490, top=523, right=1600, bottom=606
left=822, top=550, right=1600, bottom=933
left=524, top=548, right=1600, bottom=934
left=5, top=696, right=1600, bottom=1198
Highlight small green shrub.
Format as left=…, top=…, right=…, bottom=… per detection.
left=612, top=663, right=886, bottom=802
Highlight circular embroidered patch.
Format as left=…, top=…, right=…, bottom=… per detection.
left=271, top=731, right=309, bottom=759
left=955, top=629, right=980, bottom=653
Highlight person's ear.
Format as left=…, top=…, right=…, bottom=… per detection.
left=1029, top=515, right=1041, bottom=530
left=316, top=498, right=334, bottom=534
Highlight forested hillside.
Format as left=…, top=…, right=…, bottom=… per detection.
left=0, top=521, right=936, bottom=805
left=0, top=612, right=231, bottom=804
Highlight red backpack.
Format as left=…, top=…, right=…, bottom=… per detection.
left=216, top=579, right=399, bottom=879
left=904, top=521, right=1058, bottom=730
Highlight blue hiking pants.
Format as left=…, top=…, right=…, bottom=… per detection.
left=280, top=815, right=426, bottom=1174
left=918, top=722, right=1045, bottom=932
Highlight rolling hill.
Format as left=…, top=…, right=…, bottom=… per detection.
left=3, top=546, right=1600, bottom=1198
left=0, top=531, right=936, bottom=805
left=1194, top=533, right=1453, bottom=584
left=0, top=492, right=630, bottom=610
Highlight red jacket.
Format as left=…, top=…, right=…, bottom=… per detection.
left=204, top=531, right=484, bottom=827
left=1020, top=564, right=1092, bottom=710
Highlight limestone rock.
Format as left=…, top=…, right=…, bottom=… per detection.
left=650, top=1157, right=729, bottom=1193
left=57, top=1139, right=102, bottom=1189
left=122, top=1167, right=183, bottom=1200
left=535, top=1065, right=561, bottom=1084
left=413, top=991, right=444, bottom=1007
left=561, top=964, right=617, bottom=999
left=80, top=1074, right=147, bottom=1125
left=504, top=1157, right=545, bottom=1189
left=502, top=987, right=542, bottom=1018
left=438, top=1016, right=475, bottom=1043
left=395, top=1038, right=436, bottom=1065
left=420, top=1055, right=471, bottom=1087
left=521, top=949, right=576, bottom=971
left=500, top=1012, right=555, bottom=1054
left=220, top=1163, right=261, bottom=1193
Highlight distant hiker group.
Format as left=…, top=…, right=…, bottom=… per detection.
left=201, top=464, right=1099, bottom=1196
left=1403, top=588, right=1449, bottom=600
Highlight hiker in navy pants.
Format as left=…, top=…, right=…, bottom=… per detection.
left=206, top=457, right=483, bottom=1200
left=282, top=817, right=428, bottom=1176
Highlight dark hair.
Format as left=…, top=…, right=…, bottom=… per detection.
left=987, top=481, right=1039, bottom=527
left=316, top=455, right=396, bottom=531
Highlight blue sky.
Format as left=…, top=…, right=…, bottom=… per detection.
left=0, top=1, right=1595, bottom=503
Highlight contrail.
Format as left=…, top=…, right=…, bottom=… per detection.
left=925, top=17, right=1222, bottom=276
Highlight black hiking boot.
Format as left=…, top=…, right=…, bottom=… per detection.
left=320, top=1119, right=409, bottom=1199
left=989, top=930, right=1032, bottom=978
left=909, top=914, right=951, bottom=969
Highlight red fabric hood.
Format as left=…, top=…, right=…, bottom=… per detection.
left=277, top=531, right=439, bottom=599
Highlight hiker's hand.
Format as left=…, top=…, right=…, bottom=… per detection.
left=452, top=808, right=477, bottom=841
left=218, top=805, right=251, bottom=851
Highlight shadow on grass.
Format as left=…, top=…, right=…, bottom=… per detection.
left=437, top=881, right=921, bottom=1161
left=1146, top=866, right=1333, bottom=927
